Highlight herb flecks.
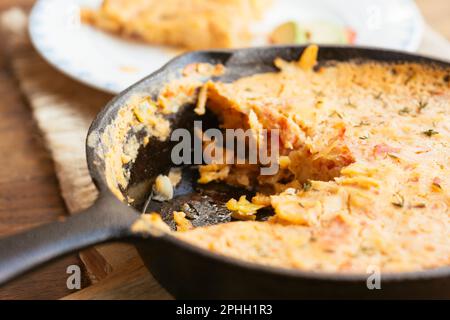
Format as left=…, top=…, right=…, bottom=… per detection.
left=422, top=129, right=439, bottom=137
left=359, top=245, right=376, bottom=256
left=398, top=107, right=411, bottom=115
left=373, top=92, right=383, bottom=100
left=417, top=100, right=428, bottom=113
left=359, top=135, right=369, bottom=140
left=346, top=98, right=357, bottom=109
left=387, top=153, right=400, bottom=160
left=313, top=90, right=325, bottom=98
left=404, top=72, right=416, bottom=85
left=303, top=180, right=312, bottom=192
left=354, top=120, right=370, bottom=127
left=330, top=110, right=343, bottom=119
left=391, top=193, right=405, bottom=208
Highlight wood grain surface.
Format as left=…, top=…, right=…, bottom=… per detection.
left=0, top=0, right=90, bottom=300
left=0, top=0, right=448, bottom=300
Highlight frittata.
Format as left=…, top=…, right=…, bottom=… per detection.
left=173, top=47, right=450, bottom=273
left=116, top=46, right=449, bottom=273
left=81, top=0, right=272, bottom=49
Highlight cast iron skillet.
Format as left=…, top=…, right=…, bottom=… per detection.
left=0, top=46, right=449, bottom=299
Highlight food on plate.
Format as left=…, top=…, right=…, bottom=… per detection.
left=81, top=0, right=272, bottom=49
left=269, top=21, right=308, bottom=45
left=81, top=1, right=355, bottom=49
left=269, top=21, right=356, bottom=45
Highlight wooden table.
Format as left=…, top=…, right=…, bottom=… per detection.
left=0, top=0, right=448, bottom=300
left=0, top=0, right=90, bottom=300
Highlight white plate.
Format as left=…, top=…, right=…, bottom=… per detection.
left=29, top=0, right=424, bottom=94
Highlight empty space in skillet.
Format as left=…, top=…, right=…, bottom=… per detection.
left=125, top=105, right=273, bottom=230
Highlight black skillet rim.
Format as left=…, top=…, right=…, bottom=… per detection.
left=86, top=45, right=450, bottom=283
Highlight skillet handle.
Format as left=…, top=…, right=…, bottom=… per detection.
left=0, top=193, right=137, bottom=286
